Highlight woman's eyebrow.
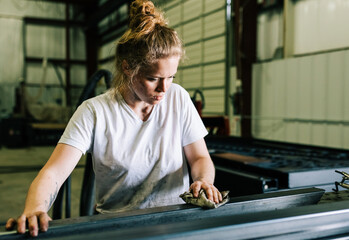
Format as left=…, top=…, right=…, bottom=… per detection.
left=146, top=74, right=176, bottom=78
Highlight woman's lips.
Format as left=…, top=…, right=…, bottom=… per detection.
left=153, top=95, right=164, bottom=100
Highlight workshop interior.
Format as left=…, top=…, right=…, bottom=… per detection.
left=1, top=0, right=349, bottom=239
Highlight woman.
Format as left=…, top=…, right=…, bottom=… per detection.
left=6, top=0, right=222, bottom=237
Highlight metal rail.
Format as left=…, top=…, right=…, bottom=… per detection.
left=0, top=188, right=324, bottom=239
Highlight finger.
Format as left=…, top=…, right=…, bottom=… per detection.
left=190, top=182, right=202, bottom=198
left=211, top=187, right=222, bottom=203
left=212, top=188, right=219, bottom=203
left=5, top=218, right=16, bottom=230
left=27, top=215, right=39, bottom=237
left=218, top=190, right=223, bottom=202
left=204, top=187, right=214, bottom=202
left=16, top=215, right=27, bottom=234
left=38, top=212, right=51, bottom=232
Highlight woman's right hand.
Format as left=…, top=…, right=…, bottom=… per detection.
left=5, top=211, right=52, bottom=237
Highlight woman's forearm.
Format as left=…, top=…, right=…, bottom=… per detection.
left=190, top=156, right=215, bottom=184
left=23, top=169, right=62, bottom=214
left=22, top=143, right=82, bottom=214
left=184, top=139, right=221, bottom=203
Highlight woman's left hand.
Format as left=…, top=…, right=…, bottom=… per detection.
left=190, top=180, right=222, bottom=204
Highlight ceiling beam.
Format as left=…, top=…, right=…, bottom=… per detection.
left=24, top=17, right=84, bottom=27
left=86, top=0, right=130, bottom=28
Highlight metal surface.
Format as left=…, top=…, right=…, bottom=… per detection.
left=207, top=136, right=349, bottom=190
left=53, top=200, right=349, bottom=240
left=0, top=188, right=324, bottom=239
left=215, top=165, right=278, bottom=196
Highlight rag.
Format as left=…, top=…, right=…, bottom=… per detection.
left=180, top=189, right=229, bottom=209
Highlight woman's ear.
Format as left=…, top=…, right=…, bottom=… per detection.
left=122, top=60, right=130, bottom=76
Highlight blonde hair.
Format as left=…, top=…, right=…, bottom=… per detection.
left=112, top=0, right=184, bottom=92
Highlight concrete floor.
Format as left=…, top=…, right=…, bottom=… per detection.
left=0, top=146, right=85, bottom=224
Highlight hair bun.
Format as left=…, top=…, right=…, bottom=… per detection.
left=130, top=0, right=155, bottom=17
left=129, top=0, right=166, bottom=32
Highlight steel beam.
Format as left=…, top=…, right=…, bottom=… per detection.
left=67, top=200, right=349, bottom=240
left=0, top=188, right=324, bottom=239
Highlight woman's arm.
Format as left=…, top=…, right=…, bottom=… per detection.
left=184, top=138, right=222, bottom=203
left=6, top=143, right=82, bottom=237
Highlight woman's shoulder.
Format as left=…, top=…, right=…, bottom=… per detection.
left=78, top=90, right=117, bottom=112
left=164, top=83, right=191, bottom=107
left=83, top=90, right=115, bottom=105
left=168, top=83, right=189, bottom=96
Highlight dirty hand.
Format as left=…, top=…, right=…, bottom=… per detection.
left=6, top=211, right=51, bottom=237
left=190, top=180, right=222, bottom=204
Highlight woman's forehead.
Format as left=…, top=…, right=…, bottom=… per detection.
left=141, top=56, right=180, bottom=75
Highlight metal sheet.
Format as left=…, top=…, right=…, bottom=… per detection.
left=0, top=188, right=324, bottom=240
left=56, top=200, right=349, bottom=240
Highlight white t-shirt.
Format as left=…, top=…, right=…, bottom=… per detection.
left=59, top=83, right=207, bottom=213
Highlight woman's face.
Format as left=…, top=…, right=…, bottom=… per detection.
left=130, top=56, right=180, bottom=105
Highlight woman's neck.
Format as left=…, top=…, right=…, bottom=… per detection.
left=120, top=87, right=154, bottom=121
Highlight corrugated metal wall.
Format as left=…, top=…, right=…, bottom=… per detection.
left=254, top=0, right=349, bottom=149
left=252, top=50, right=349, bottom=149
left=294, top=0, right=349, bottom=55
left=161, top=0, right=227, bottom=115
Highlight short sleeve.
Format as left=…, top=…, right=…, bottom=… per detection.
left=180, top=88, right=208, bottom=146
left=58, top=101, right=95, bottom=154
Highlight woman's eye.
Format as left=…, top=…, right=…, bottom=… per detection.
left=147, top=76, right=175, bottom=81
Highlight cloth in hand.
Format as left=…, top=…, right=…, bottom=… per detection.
left=180, top=189, right=229, bottom=209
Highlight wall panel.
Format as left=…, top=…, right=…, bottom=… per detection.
left=257, top=9, right=283, bottom=61
left=326, top=125, right=342, bottom=148
left=183, top=0, right=202, bottom=22
left=298, top=57, right=312, bottom=119
left=311, top=54, right=327, bottom=120
left=344, top=51, right=349, bottom=148
left=185, top=43, right=202, bottom=65
left=284, top=58, right=299, bottom=143
left=70, top=28, right=86, bottom=60
left=26, top=63, right=63, bottom=85
left=203, top=63, right=225, bottom=87
left=99, top=40, right=115, bottom=60
left=26, top=25, right=65, bottom=58
left=327, top=51, right=345, bottom=121
left=294, top=0, right=349, bottom=55
left=205, top=0, right=225, bottom=12
left=311, top=124, right=326, bottom=147
left=182, top=19, right=201, bottom=43
left=182, top=67, right=202, bottom=89
left=204, top=10, right=225, bottom=38
left=70, top=65, right=86, bottom=85
left=344, top=51, right=349, bottom=121
left=0, top=0, right=65, bottom=19
left=252, top=50, right=349, bottom=149
left=203, top=89, right=225, bottom=113
left=166, top=4, right=181, bottom=26
left=272, top=60, right=286, bottom=141
left=203, top=37, right=225, bottom=62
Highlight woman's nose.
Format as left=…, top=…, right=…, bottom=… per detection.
left=157, top=79, right=170, bottom=92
